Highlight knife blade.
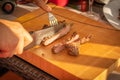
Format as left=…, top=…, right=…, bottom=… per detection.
left=24, top=21, right=66, bottom=50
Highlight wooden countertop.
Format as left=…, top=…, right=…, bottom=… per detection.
left=16, top=3, right=120, bottom=80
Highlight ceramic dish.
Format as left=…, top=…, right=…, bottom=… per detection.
left=103, top=0, right=120, bottom=30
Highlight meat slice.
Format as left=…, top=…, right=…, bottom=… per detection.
left=65, top=34, right=92, bottom=56
left=42, top=23, right=73, bottom=46
left=32, top=20, right=67, bottom=45
left=52, top=32, right=80, bottom=54
left=52, top=33, right=92, bottom=56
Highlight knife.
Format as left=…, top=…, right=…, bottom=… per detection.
left=24, top=21, right=66, bottom=50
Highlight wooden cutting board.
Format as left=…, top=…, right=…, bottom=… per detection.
left=16, top=3, right=120, bottom=80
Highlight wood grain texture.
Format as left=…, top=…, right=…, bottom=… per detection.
left=16, top=3, right=120, bottom=80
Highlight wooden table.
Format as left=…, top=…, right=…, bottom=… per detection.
left=16, top=3, right=120, bottom=80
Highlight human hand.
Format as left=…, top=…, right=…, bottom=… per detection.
left=0, top=19, right=33, bottom=58
left=34, top=0, right=52, bottom=12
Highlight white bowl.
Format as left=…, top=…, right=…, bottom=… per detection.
left=103, top=0, right=120, bottom=30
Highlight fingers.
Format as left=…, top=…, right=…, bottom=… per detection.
left=15, top=34, right=24, bottom=54
left=0, top=20, right=32, bottom=58
left=45, top=5, right=52, bottom=12
left=13, top=23, right=33, bottom=55
left=22, top=27, right=33, bottom=47
left=14, top=24, right=33, bottom=54
left=13, top=22, right=33, bottom=47
left=7, top=22, right=32, bottom=55
left=34, top=0, right=52, bottom=12
left=43, top=0, right=48, bottom=3
left=0, top=29, right=28, bottom=57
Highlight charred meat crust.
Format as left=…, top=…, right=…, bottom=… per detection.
left=52, top=32, right=92, bottom=56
